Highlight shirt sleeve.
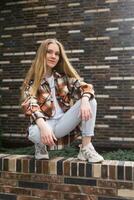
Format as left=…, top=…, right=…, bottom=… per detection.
left=21, top=83, right=46, bottom=122
left=67, top=77, right=95, bottom=100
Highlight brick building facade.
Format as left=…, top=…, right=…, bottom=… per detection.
left=0, top=0, right=134, bottom=148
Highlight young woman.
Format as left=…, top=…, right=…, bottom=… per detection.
left=21, top=38, right=104, bottom=163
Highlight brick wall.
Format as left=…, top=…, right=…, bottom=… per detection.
left=0, top=154, right=134, bottom=200
left=0, top=0, right=134, bottom=148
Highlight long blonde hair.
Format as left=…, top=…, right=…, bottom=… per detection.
left=21, top=38, right=81, bottom=99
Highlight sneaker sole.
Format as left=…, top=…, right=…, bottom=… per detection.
left=77, top=155, right=87, bottom=161
left=35, top=155, right=49, bottom=160
left=77, top=154, right=104, bottom=163
left=88, top=158, right=104, bottom=163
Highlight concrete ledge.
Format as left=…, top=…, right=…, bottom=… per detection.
left=0, top=154, right=134, bottom=200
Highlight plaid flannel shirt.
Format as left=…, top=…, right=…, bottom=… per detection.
left=21, top=71, right=95, bottom=123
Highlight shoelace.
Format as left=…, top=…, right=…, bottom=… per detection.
left=82, top=148, right=99, bottom=157
left=36, top=144, right=48, bottom=154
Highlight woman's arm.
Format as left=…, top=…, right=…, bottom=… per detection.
left=21, top=84, right=57, bottom=146
left=21, top=83, right=46, bottom=122
left=36, top=118, right=57, bottom=146
left=67, top=77, right=95, bottom=100
left=79, top=96, right=92, bottom=121
left=67, top=77, right=94, bottom=120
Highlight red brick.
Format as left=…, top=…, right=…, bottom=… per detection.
left=35, top=160, right=42, bottom=174
left=97, top=180, right=117, bottom=188
left=82, top=186, right=117, bottom=196
left=22, top=159, right=29, bottom=173
left=42, top=160, right=49, bottom=174
left=31, top=189, right=62, bottom=199
left=109, top=165, right=116, bottom=179
left=0, top=186, right=31, bottom=196
left=64, top=160, right=71, bottom=176
left=49, top=183, right=81, bottom=193
left=117, top=181, right=133, bottom=189
left=17, top=195, right=44, bottom=200
left=0, top=178, right=17, bottom=187
left=64, top=193, right=96, bottom=200
left=30, top=174, right=63, bottom=183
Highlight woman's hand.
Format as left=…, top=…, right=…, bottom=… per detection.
left=36, top=118, right=57, bottom=146
left=79, top=96, right=92, bottom=121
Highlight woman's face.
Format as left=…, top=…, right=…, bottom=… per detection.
left=46, top=42, right=60, bottom=69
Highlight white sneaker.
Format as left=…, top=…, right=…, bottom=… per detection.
left=77, top=143, right=104, bottom=163
left=35, top=143, right=49, bottom=160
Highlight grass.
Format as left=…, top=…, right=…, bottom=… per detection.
left=101, top=149, right=134, bottom=161
left=0, top=145, right=134, bottom=161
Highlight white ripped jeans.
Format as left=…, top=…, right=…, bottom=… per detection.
left=28, top=98, right=97, bottom=144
